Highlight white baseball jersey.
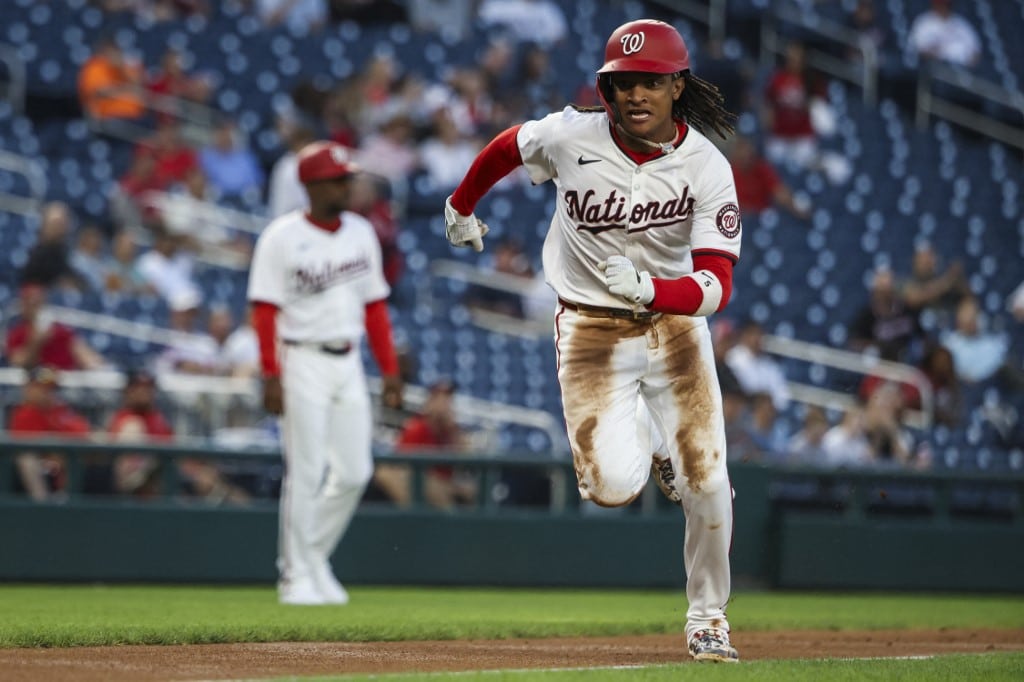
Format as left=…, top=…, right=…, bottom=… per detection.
left=247, top=210, right=390, bottom=342
left=517, top=106, right=742, bottom=309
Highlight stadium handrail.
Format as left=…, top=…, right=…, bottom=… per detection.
left=916, top=61, right=1024, bottom=151
left=760, top=2, right=879, bottom=104
left=429, top=259, right=934, bottom=428
left=650, top=0, right=727, bottom=44
left=0, top=149, right=45, bottom=217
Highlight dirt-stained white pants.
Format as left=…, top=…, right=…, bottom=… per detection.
left=555, top=307, right=733, bottom=638
left=278, top=344, right=373, bottom=588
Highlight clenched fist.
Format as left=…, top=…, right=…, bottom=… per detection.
left=597, top=255, right=655, bottom=305
left=444, top=196, right=489, bottom=252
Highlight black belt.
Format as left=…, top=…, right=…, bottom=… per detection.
left=558, top=297, right=659, bottom=321
left=283, top=339, right=353, bottom=356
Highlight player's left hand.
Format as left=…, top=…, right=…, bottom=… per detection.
left=598, top=255, right=655, bottom=305
left=381, top=374, right=404, bottom=410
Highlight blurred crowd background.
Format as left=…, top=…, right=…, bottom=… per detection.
left=0, top=0, right=1021, bottom=509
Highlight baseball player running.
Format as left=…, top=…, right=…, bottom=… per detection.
left=248, top=141, right=403, bottom=605
left=444, top=19, right=742, bottom=661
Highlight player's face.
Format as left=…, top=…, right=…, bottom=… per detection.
left=308, top=176, right=354, bottom=217
left=609, top=72, right=684, bottom=144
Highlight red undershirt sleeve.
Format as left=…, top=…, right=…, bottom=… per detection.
left=450, top=125, right=524, bottom=215
left=649, top=254, right=735, bottom=316
left=364, top=299, right=399, bottom=377
left=251, top=301, right=280, bottom=377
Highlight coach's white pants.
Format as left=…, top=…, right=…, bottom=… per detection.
left=555, top=308, right=733, bottom=638
left=278, top=344, right=373, bottom=588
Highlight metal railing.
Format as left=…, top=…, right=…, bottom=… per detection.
left=428, top=260, right=934, bottom=428
left=916, top=61, right=1024, bottom=152
left=652, top=0, right=727, bottom=44
left=760, top=2, right=879, bottom=104
left=0, top=148, right=45, bottom=217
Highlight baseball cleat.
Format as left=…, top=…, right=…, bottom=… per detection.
left=651, top=456, right=682, bottom=505
left=688, top=628, right=739, bottom=663
left=313, top=564, right=350, bottom=605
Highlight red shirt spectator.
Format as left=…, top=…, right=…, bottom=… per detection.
left=734, top=157, right=780, bottom=214
left=5, top=284, right=105, bottom=370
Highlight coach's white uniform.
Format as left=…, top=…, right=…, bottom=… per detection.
left=519, top=106, right=741, bottom=638
left=248, top=209, right=389, bottom=597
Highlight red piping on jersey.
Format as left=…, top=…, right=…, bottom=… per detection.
left=364, top=299, right=399, bottom=377
left=252, top=300, right=280, bottom=377
left=450, top=125, right=524, bottom=215
left=304, top=213, right=342, bottom=233
left=610, top=119, right=689, bottom=165
left=649, top=254, right=734, bottom=315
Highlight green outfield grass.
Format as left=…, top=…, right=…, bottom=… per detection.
left=267, top=653, right=1024, bottom=682
left=1, top=586, right=1023, bottom=648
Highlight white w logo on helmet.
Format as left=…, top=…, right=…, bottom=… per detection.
left=620, top=31, right=645, bottom=55
left=330, top=146, right=349, bottom=164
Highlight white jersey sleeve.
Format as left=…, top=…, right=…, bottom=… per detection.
left=689, top=144, right=742, bottom=261
left=247, top=219, right=288, bottom=306
left=517, top=111, right=563, bottom=185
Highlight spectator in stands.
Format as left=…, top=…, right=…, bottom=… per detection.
left=940, top=295, right=1010, bottom=385
left=710, top=317, right=743, bottom=398
left=107, top=368, right=173, bottom=497
left=5, top=285, right=105, bottom=371
left=77, top=34, right=147, bottom=126
left=406, top=0, right=474, bottom=41
left=727, top=135, right=812, bottom=221
left=743, top=392, right=787, bottom=461
left=219, top=307, right=260, bottom=379
left=21, top=202, right=81, bottom=290
left=465, top=238, right=534, bottom=319
left=908, top=0, right=981, bottom=68
left=139, top=118, right=200, bottom=192
left=725, top=320, right=791, bottom=411
left=375, top=379, right=477, bottom=510
left=786, top=405, right=831, bottom=464
left=69, top=224, right=109, bottom=293
left=153, top=295, right=219, bottom=376
left=901, top=241, right=969, bottom=330
left=354, top=112, right=420, bottom=188
left=197, top=119, right=265, bottom=205
left=862, top=381, right=920, bottom=469
left=135, top=224, right=200, bottom=307
left=9, top=367, right=91, bottom=501
left=762, top=40, right=850, bottom=184
left=100, top=231, right=148, bottom=295
left=146, top=48, right=214, bottom=119
left=348, top=173, right=404, bottom=288
left=849, top=265, right=921, bottom=362
left=845, top=0, right=888, bottom=64
left=821, top=405, right=872, bottom=468
left=762, top=40, right=827, bottom=171
left=478, top=0, right=568, bottom=48
left=268, top=125, right=316, bottom=219
left=417, top=108, right=482, bottom=193
left=861, top=342, right=963, bottom=428
left=255, top=0, right=328, bottom=34
left=110, top=151, right=164, bottom=231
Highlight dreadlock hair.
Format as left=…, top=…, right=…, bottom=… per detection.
left=675, top=71, right=736, bottom=140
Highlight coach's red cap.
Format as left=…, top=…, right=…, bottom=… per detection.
left=296, top=141, right=359, bottom=184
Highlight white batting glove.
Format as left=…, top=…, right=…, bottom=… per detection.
left=444, top=196, right=489, bottom=253
left=597, top=255, right=655, bottom=305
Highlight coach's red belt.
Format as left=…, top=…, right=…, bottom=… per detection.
left=558, top=297, right=659, bottom=321
left=282, top=339, right=353, bottom=356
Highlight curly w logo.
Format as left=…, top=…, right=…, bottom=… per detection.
left=620, top=31, right=645, bottom=55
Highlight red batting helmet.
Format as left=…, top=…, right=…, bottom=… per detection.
left=296, top=141, right=358, bottom=184
left=595, top=20, right=690, bottom=122
left=597, top=19, right=690, bottom=76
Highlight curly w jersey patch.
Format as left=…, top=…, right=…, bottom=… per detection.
left=715, top=203, right=741, bottom=238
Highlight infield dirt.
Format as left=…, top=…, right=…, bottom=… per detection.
left=2, top=628, right=1023, bottom=681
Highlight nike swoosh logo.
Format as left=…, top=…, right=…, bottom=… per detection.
left=577, top=155, right=601, bottom=165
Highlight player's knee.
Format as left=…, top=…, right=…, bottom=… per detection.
left=323, top=466, right=372, bottom=497
left=579, top=470, right=644, bottom=508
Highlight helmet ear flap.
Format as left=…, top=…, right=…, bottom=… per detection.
left=596, top=74, right=620, bottom=123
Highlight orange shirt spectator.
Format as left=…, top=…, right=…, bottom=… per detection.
left=78, top=36, right=146, bottom=120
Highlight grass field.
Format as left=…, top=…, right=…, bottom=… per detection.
left=2, top=586, right=1023, bottom=680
